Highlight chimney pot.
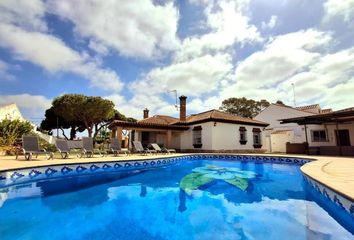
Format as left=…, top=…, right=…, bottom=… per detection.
left=179, top=95, right=187, bottom=121
left=143, top=108, right=149, bottom=119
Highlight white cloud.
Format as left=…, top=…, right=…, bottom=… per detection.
left=175, top=0, right=262, bottom=61
left=131, top=54, right=233, bottom=97
left=0, top=94, right=51, bottom=119
left=323, top=0, right=354, bottom=22
left=220, top=29, right=332, bottom=103
left=0, top=23, right=123, bottom=92
left=261, top=15, right=278, bottom=30
left=0, top=0, right=47, bottom=31
left=0, top=59, right=19, bottom=81
left=46, top=0, right=180, bottom=58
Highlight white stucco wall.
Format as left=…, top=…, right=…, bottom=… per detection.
left=0, top=104, right=24, bottom=121
left=180, top=121, right=266, bottom=151
left=255, top=104, right=315, bottom=152
left=306, top=123, right=354, bottom=147
left=255, top=104, right=314, bottom=129
left=180, top=122, right=213, bottom=150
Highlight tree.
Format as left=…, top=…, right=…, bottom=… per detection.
left=219, top=97, right=270, bottom=118
left=0, top=119, right=33, bottom=146
left=41, top=94, right=136, bottom=139
left=40, top=107, right=85, bottom=140
left=52, top=94, right=116, bottom=137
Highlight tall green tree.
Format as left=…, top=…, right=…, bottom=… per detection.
left=41, top=94, right=136, bottom=139
left=40, top=107, right=84, bottom=140
left=52, top=94, right=116, bottom=137
left=219, top=97, right=270, bottom=118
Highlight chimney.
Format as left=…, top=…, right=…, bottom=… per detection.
left=143, top=108, right=149, bottom=119
left=179, top=95, right=187, bottom=121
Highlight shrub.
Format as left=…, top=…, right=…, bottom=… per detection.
left=0, top=119, right=33, bottom=147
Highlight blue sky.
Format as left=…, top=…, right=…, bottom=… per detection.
left=0, top=0, right=353, bottom=125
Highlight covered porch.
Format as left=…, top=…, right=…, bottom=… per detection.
left=109, top=120, right=189, bottom=150
left=280, top=108, right=354, bottom=156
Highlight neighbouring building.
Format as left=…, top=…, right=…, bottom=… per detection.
left=280, top=107, right=354, bottom=156
left=109, top=96, right=269, bottom=152
left=0, top=103, right=24, bottom=121
left=254, top=103, right=332, bottom=153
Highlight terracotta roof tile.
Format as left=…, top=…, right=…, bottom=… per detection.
left=176, top=109, right=268, bottom=126
left=138, top=115, right=179, bottom=125
left=295, top=104, right=320, bottom=110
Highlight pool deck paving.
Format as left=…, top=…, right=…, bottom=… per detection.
left=0, top=153, right=353, bottom=201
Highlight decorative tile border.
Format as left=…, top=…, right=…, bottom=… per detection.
left=304, top=175, right=354, bottom=218
left=0, top=156, right=190, bottom=187
left=0, top=154, right=311, bottom=187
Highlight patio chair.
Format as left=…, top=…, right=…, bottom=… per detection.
left=55, top=139, right=71, bottom=159
left=17, top=136, right=54, bottom=161
left=110, top=138, right=130, bottom=156
left=133, top=141, right=156, bottom=155
left=151, top=143, right=176, bottom=154
left=78, top=137, right=104, bottom=158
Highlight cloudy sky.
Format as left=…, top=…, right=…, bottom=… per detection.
left=0, top=0, right=353, bottom=123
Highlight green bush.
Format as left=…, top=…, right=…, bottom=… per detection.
left=0, top=119, right=33, bottom=147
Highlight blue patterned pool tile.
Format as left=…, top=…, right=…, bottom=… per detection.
left=102, top=164, right=112, bottom=170
left=10, top=172, right=25, bottom=181
left=134, top=162, right=141, bottom=167
left=333, top=195, right=345, bottom=209
left=162, top=160, right=166, bottom=164
left=114, top=163, right=122, bottom=169
left=29, top=169, right=42, bottom=179
left=90, top=164, right=100, bottom=172
left=61, top=166, right=73, bottom=175
left=76, top=166, right=87, bottom=173
left=322, top=188, right=331, bottom=199
left=45, top=167, right=58, bottom=177
left=150, top=161, right=156, bottom=166
left=124, top=162, right=132, bottom=168
left=350, top=205, right=354, bottom=216
left=157, top=160, right=161, bottom=165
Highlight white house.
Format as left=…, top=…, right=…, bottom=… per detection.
left=254, top=103, right=332, bottom=153
left=109, top=96, right=269, bottom=152
left=0, top=103, right=24, bottom=121
left=280, top=107, right=354, bottom=156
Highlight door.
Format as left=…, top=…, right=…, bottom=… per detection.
left=336, top=130, right=351, bottom=146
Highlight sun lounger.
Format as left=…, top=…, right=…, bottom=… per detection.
left=55, top=139, right=71, bottom=159
left=133, top=141, right=156, bottom=155
left=78, top=137, right=104, bottom=158
left=151, top=143, right=176, bottom=154
left=17, top=136, right=54, bottom=160
left=110, top=138, right=130, bottom=156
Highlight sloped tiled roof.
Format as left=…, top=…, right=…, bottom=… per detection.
left=139, top=115, right=179, bottom=125
left=321, top=108, right=333, bottom=114
left=295, top=104, right=320, bottom=113
left=177, top=109, right=268, bottom=126
left=109, top=109, right=269, bottom=129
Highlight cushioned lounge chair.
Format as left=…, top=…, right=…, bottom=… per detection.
left=17, top=136, right=54, bottom=161
left=55, top=139, right=71, bottom=159
left=78, top=137, right=104, bottom=158
left=151, top=143, right=176, bottom=154
left=133, top=141, right=156, bottom=155
left=110, top=138, right=130, bottom=156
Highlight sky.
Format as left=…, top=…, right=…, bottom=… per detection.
left=0, top=0, right=354, bottom=125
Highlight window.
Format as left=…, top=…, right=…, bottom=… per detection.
left=193, top=126, right=202, bottom=148
left=239, top=127, right=247, bottom=145
left=311, top=130, right=328, bottom=142
left=252, top=128, right=262, bottom=148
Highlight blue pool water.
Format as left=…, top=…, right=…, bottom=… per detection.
left=0, top=157, right=353, bottom=240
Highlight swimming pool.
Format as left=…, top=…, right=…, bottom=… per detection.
left=0, top=155, right=353, bottom=239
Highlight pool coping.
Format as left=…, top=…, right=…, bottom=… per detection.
left=0, top=153, right=353, bottom=211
